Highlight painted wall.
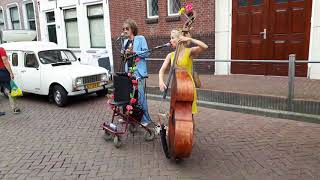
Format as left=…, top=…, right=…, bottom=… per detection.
left=0, top=0, right=41, bottom=40
left=109, top=0, right=215, bottom=74
left=215, top=0, right=320, bottom=79
left=38, top=0, right=114, bottom=72
left=308, top=0, right=320, bottom=79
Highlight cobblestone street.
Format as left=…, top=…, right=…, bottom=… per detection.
left=0, top=95, right=319, bottom=180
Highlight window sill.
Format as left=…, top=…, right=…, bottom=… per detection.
left=145, top=18, right=158, bottom=24
left=165, top=15, right=180, bottom=22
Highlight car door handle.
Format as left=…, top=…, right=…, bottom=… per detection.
left=21, top=70, right=26, bottom=73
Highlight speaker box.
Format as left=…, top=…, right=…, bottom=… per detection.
left=113, top=73, right=132, bottom=103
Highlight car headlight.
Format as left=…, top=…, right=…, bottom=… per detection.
left=101, top=74, right=108, bottom=82
left=75, top=77, right=83, bottom=87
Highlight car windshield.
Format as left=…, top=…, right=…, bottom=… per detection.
left=38, top=50, right=77, bottom=64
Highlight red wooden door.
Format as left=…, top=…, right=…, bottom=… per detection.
left=231, top=0, right=312, bottom=76
left=231, top=0, right=268, bottom=75
left=267, top=0, right=312, bottom=76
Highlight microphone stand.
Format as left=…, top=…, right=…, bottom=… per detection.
left=117, top=36, right=126, bottom=72
left=124, top=45, right=169, bottom=61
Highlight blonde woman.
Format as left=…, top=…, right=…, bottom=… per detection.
left=158, top=30, right=208, bottom=114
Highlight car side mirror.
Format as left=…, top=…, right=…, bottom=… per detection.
left=78, top=58, right=81, bottom=62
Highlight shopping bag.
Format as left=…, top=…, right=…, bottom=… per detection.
left=10, top=80, right=23, bottom=97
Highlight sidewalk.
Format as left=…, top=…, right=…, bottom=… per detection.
left=147, top=74, right=320, bottom=101
left=146, top=74, right=320, bottom=122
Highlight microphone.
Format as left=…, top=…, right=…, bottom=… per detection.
left=116, top=32, right=127, bottom=41
left=154, top=43, right=171, bottom=49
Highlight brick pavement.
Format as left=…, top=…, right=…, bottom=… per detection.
left=0, top=94, right=320, bottom=179
left=146, top=74, right=320, bottom=101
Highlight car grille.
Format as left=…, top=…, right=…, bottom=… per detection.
left=83, top=75, right=101, bottom=84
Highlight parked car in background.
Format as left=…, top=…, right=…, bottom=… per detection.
left=0, top=30, right=37, bottom=44
left=0, top=41, right=111, bottom=107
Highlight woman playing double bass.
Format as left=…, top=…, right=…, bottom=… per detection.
left=158, top=30, right=208, bottom=115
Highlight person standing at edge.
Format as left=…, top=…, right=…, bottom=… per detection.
left=122, top=19, right=151, bottom=126
left=159, top=30, right=208, bottom=115
left=0, top=47, right=21, bottom=114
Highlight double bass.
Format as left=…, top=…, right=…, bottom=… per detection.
left=161, top=4, right=196, bottom=160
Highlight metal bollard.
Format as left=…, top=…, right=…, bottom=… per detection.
left=287, top=54, right=296, bottom=111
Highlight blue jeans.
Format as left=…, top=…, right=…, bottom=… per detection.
left=137, top=78, right=150, bottom=123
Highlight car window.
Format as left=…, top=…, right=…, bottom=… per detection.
left=25, top=53, right=39, bottom=68
left=12, top=53, right=18, bottom=66
left=38, top=50, right=77, bottom=64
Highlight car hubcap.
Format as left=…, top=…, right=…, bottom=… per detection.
left=54, top=90, right=62, bottom=103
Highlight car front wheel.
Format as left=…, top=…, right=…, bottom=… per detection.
left=53, top=85, right=68, bottom=107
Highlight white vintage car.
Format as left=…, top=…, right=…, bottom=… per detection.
left=1, top=41, right=111, bottom=107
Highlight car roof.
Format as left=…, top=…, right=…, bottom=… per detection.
left=0, top=41, right=64, bottom=52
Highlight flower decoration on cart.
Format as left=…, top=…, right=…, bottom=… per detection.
left=107, top=56, right=142, bottom=115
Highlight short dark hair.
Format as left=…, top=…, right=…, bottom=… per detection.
left=123, top=19, right=138, bottom=36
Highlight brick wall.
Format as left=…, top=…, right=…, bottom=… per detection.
left=109, top=0, right=215, bottom=74
left=0, top=0, right=41, bottom=40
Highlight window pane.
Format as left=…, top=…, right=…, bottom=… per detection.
left=10, top=7, right=19, bottom=21
left=0, top=10, right=3, bottom=23
left=169, top=0, right=180, bottom=15
left=48, top=24, right=57, bottom=43
left=25, top=54, right=38, bottom=68
left=275, top=0, right=288, bottom=2
left=89, top=18, right=105, bottom=48
left=253, top=0, right=263, bottom=5
left=12, top=53, right=18, bottom=66
left=238, top=0, right=249, bottom=6
left=29, top=20, right=36, bottom=30
left=26, top=3, right=35, bottom=19
left=64, top=8, right=77, bottom=19
left=148, top=0, right=158, bottom=17
left=46, top=11, right=55, bottom=23
left=88, top=4, right=103, bottom=17
left=13, top=22, right=20, bottom=30
left=65, top=21, right=79, bottom=48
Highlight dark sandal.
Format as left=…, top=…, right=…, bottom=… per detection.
left=13, top=108, right=21, bottom=114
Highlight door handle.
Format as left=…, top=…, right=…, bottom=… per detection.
left=260, top=28, right=267, bottom=39
left=21, top=70, right=26, bottom=73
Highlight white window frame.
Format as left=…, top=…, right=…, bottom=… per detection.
left=45, top=10, right=57, bottom=43
left=63, top=7, right=80, bottom=48
left=167, top=0, right=180, bottom=16
left=86, top=3, right=106, bottom=48
left=146, top=0, right=158, bottom=19
left=23, top=0, right=37, bottom=31
left=6, top=3, right=21, bottom=30
left=0, top=6, right=5, bottom=30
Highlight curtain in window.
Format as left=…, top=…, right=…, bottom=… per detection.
left=64, top=9, right=79, bottom=48
left=26, top=3, right=35, bottom=19
left=89, top=18, right=105, bottom=48
left=26, top=3, right=36, bottom=30
left=148, top=0, right=158, bottom=17
left=65, top=21, right=79, bottom=47
left=10, top=7, right=20, bottom=29
left=0, top=10, right=4, bottom=31
left=169, top=0, right=181, bottom=15
left=87, top=5, right=105, bottom=48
